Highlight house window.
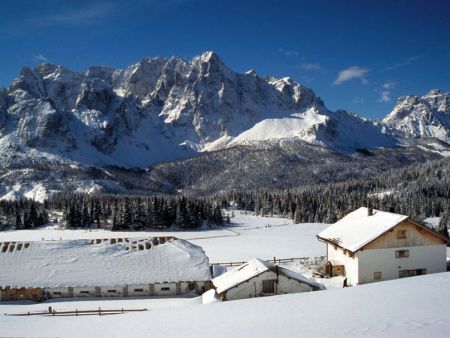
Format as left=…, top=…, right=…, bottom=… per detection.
left=52, top=291, right=62, bottom=295
left=395, top=250, right=409, bottom=258
left=396, top=230, right=407, bottom=239
left=373, top=272, right=382, bottom=280
left=161, top=287, right=170, bottom=291
left=80, top=291, right=90, bottom=295
left=107, top=290, right=117, bottom=293
left=134, top=288, right=144, bottom=292
left=399, top=269, right=426, bottom=278
left=262, top=280, right=275, bottom=294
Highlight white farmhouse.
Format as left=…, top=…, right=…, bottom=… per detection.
left=317, top=207, right=449, bottom=285
left=208, top=258, right=323, bottom=301
left=0, top=237, right=211, bottom=301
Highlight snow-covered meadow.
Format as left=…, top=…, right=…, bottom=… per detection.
left=0, top=211, right=328, bottom=261
left=1, top=273, right=450, bottom=337
left=0, top=211, right=449, bottom=337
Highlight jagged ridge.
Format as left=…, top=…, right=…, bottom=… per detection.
left=0, top=51, right=399, bottom=168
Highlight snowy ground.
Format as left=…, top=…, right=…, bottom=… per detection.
left=0, top=211, right=328, bottom=261
left=192, top=211, right=327, bottom=262
left=1, top=211, right=449, bottom=337
left=0, top=225, right=231, bottom=242
left=1, top=273, right=449, bottom=337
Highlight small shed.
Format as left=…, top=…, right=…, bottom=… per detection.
left=209, top=258, right=324, bottom=301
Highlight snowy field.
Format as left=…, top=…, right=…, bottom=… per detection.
left=192, top=212, right=327, bottom=262
left=0, top=211, right=328, bottom=261
left=1, top=211, right=449, bottom=337
left=1, top=273, right=450, bottom=337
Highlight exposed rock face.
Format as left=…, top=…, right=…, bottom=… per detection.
left=383, top=89, right=450, bottom=143
left=0, top=51, right=446, bottom=169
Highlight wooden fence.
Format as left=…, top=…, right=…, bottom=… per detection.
left=4, top=307, right=148, bottom=317
left=211, top=256, right=326, bottom=267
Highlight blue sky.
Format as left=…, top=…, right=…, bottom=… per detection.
left=1, top=0, right=449, bottom=119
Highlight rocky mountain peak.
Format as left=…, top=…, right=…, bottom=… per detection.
left=383, top=89, right=450, bottom=143
left=1, top=52, right=447, bottom=169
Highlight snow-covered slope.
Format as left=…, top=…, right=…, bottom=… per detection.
left=1, top=272, right=449, bottom=337
left=0, top=52, right=396, bottom=168
left=383, top=89, right=450, bottom=143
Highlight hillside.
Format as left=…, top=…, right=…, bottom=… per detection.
left=1, top=271, right=449, bottom=337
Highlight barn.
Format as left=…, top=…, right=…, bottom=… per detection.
left=0, top=237, right=211, bottom=301
left=208, top=258, right=324, bottom=301
left=317, top=207, right=449, bottom=285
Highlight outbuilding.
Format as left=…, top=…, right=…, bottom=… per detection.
left=209, top=258, right=323, bottom=301
left=317, top=207, right=449, bottom=285
left=0, top=237, right=211, bottom=301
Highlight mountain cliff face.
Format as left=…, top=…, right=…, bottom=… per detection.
left=0, top=51, right=398, bottom=168
left=0, top=51, right=449, bottom=200
left=383, top=89, right=450, bottom=143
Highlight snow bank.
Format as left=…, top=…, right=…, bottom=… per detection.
left=1, top=272, right=450, bottom=337
left=201, top=289, right=219, bottom=304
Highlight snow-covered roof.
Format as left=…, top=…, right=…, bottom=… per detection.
left=0, top=238, right=211, bottom=288
left=212, top=258, right=322, bottom=294
left=317, top=207, right=408, bottom=252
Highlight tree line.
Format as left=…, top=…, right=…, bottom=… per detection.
left=0, top=199, right=49, bottom=230
left=0, top=193, right=224, bottom=231
left=218, top=157, right=450, bottom=237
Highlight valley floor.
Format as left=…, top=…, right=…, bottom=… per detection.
left=0, top=211, right=449, bottom=337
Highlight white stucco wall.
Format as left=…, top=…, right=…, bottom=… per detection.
left=127, top=284, right=150, bottom=296
left=46, top=287, right=72, bottom=298
left=277, top=275, right=314, bottom=294
left=223, top=271, right=314, bottom=301
left=154, top=282, right=177, bottom=296
left=327, top=244, right=359, bottom=285
left=41, top=281, right=210, bottom=300
left=73, top=287, right=97, bottom=297
left=357, top=244, right=447, bottom=284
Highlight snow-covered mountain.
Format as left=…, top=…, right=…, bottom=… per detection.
left=1, top=51, right=450, bottom=201
left=0, top=51, right=397, bottom=168
left=383, top=89, right=450, bottom=143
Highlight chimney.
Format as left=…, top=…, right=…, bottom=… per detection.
left=368, top=207, right=373, bottom=216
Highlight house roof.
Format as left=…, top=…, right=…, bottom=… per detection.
left=212, top=258, right=323, bottom=294
left=317, top=207, right=409, bottom=252
left=0, top=237, right=211, bottom=288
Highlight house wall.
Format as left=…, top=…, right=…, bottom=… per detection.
left=224, top=270, right=277, bottom=300
left=364, top=220, right=447, bottom=250
left=0, top=287, right=44, bottom=301
left=73, top=287, right=97, bottom=297
left=1, top=281, right=212, bottom=302
left=327, top=244, right=359, bottom=285
left=153, top=282, right=177, bottom=296
left=277, top=275, right=314, bottom=294
left=357, top=244, right=447, bottom=284
left=46, top=287, right=73, bottom=298
left=222, top=271, right=315, bottom=301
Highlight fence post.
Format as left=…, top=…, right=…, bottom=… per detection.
left=99, top=307, right=101, bottom=316
left=76, top=309, right=78, bottom=316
